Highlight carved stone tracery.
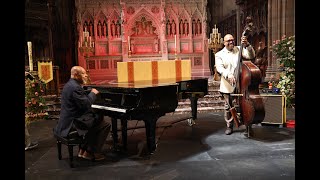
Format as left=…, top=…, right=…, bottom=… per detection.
left=77, top=0, right=210, bottom=80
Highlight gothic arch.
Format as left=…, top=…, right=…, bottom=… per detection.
left=109, top=10, right=121, bottom=22
left=191, top=8, right=202, bottom=20
left=191, top=9, right=202, bottom=36
left=82, top=10, right=94, bottom=23
left=82, top=10, right=94, bottom=36
left=178, top=9, right=191, bottom=36
left=178, top=9, right=191, bottom=21
left=96, top=10, right=108, bottom=37
left=127, top=8, right=160, bottom=37
left=165, top=8, right=179, bottom=36
left=108, top=10, right=122, bottom=37
left=96, top=10, right=107, bottom=21
left=166, top=8, right=178, bottom=22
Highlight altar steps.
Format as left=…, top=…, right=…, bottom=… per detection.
left=173, top=78, right=224, bottom=115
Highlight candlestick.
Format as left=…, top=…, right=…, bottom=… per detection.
left=174, top=35, right=177, bottom=53
left=27, top=41, right=33, bottom=72
left=207, top=25, right=223, bottom=53
left=79, top=27, right=94, bottom=84
left=128, top=36, right=131, bottom=51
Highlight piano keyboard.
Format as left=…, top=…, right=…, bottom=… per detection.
left=91, top=104, right=127, bottom=113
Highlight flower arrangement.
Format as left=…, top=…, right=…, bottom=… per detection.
left=271, top=35, right=295, bottom=108
left=25, top=73, right=49, bottom=125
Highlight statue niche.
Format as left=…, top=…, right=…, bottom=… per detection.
left=130, top=16, right=159, bottom=54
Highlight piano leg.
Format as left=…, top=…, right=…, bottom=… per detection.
left=111, top=118, right=119, bottom=151
left=188, top=96, right=198, bottom=126
left=190, top=96, right=199, bottom=120
left=121, top=118, right=128, bottom=151
left=143, top=117, right=158, bottom=154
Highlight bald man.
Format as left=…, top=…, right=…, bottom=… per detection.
left=215, top=34, right=255, bottom=135
left=54, top=66, right=111, bottom=161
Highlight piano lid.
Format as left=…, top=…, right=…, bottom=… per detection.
left=86, top=76, right=208, bottom=89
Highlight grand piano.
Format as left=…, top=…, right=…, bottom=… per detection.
left=84, top=77, right=208, bottom=154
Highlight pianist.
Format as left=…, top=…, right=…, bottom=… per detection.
left=53, top=66, right=111, bottom=161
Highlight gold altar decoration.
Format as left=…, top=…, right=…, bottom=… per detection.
left=208, top=24, right=224, bottom=81
left=208, top=24, right=223, bottom=53
left=117, top=60, right=191, bottom=83
left=79, top=27, right=94, bottom=84
left=37, top=61, right=53, bottom=84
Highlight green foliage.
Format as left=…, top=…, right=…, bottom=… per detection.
left=25, top=75, right=48, bottom=124
left=271, top=35, right=295, bottom=108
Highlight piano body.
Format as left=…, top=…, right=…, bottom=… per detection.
left=84, top=77, right=208, bottom=154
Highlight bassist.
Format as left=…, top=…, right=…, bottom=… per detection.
left=215, top=34, right=255, bottom=135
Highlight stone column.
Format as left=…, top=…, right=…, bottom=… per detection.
left=47, top=0, right=55, bottom=60
left=265, top=0, right=295, bottom=82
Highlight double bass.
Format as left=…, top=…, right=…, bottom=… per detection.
left=231, top=17, right=265, bottom=137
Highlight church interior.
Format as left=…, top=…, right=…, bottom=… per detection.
left=24, top=0, right=295, bottom=179
left=25, top=0, right=295, bottom=86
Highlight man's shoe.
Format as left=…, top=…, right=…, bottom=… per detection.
left=25, top=142, right=39, bottom=151
left=93, top=153, right=105, bottom=161
left=82, top=151, right=93, bottom=160
left=225, top=127, right=233, bottom=135
left=78, top=149, right=85, bottom=158
left=82, top=151, right=105, bottom=161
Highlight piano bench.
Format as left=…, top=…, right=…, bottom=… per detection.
left=53, top=130, right=85, bottom=168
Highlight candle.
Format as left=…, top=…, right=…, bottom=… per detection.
left=27, top=41, right=33, bottom=71
left=128, top=36, right=130, bottom=51
left=175, top=35, right=177, bottom=52
left=83, top=28, right=86, bottom=41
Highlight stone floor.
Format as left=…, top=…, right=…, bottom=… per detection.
left=25, top=109, right=295, bottom=180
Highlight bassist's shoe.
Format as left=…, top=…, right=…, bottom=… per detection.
left=225, top=127, right=233, bottom=135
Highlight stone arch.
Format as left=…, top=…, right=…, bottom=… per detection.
left=192, top=9, right=202, bottom=36
left=96, top=10, right=107, bottom=21
left=192, top=9, right=201, bottom=34
left=127, top=8, right=160, bottom=37
left=96, top=10, right=108, bottom=37
left=178, top=10, right=191, bottom=36
left=109, top=10, right=121, bottom=37
left=166, top=9, right=179, bottom=36
left=82, top=10, right=94, bottom=36
left=109, top=9, right=121, bottom=22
